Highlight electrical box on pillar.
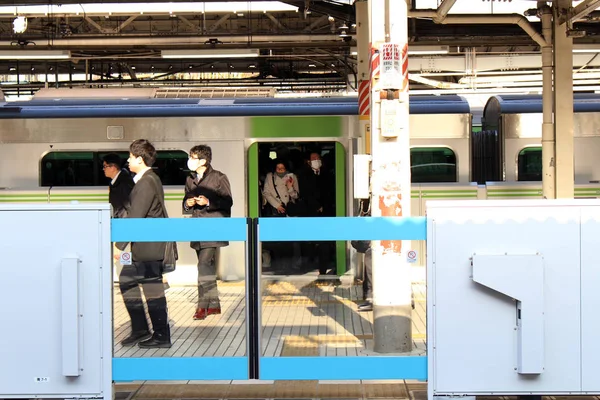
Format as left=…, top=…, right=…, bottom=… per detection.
left=353, top=154, right=371, bottom=199
left=380, top=100, right=402, bottom=138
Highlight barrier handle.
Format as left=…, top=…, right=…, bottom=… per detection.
left=61, top=257, right=81, bottom=377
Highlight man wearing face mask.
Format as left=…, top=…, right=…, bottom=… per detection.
left=297, top=152, right=335, bottom=276
left=183, top=145, right=233, bottom=321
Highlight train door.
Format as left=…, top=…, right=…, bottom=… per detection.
left=247, top=141, right=347, bottom=277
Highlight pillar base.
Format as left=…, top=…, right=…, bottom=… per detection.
left=373, top=304, right=412, bottom=353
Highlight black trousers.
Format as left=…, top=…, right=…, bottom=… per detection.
left=363, top=248, right=373, bottom=301
left=303, top=241, right=334, bottom=274
left=196, top=248, right=221, bottom=309
left=119, top=260, right=170, bottom=339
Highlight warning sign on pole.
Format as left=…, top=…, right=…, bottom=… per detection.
left=380, top=43, right=405, bottom=90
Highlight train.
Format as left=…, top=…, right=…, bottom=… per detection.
left=0, top=91, right=598, bottom=282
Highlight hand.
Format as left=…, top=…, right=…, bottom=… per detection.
left=286, top=178, right=293, bottom=189
left=318, top=207, right=323, bottom=213
left=195, top=196, right=209, bottom=206
left=277, top=205, right=286, bottom=214
left=113, top=248, right=122, bottom=261
left=186, top=198, right=196, bottom=207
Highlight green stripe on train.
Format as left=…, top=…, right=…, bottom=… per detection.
left=488, top=193, right=542, bottom=198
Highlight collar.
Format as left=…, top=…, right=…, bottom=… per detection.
left=133, top=167, right=152, bottom=184
left=111, top=170, right=121, bottom=186
left=192, top=165, right=213, bottom=183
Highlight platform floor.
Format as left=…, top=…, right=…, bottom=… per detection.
left=114, top=278, right=426, bottom=359
left=115, top=380, right=428, bottom=400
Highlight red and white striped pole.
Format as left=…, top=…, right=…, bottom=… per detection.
left=356, top=0, right=370, bottom=154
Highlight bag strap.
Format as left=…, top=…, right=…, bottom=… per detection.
left=272, top=173, right=283, bottom=203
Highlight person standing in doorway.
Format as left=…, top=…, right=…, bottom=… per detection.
left=114, top=139, right=171, bottom=348
left=297, top=151, right=335, bottom=276
left=183, top=145, right=233, bottom=320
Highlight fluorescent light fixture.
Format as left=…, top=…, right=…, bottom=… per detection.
left=161, top=49, right=259, bottom=59
left=13, top=16, right=27, bottom=33
left=0, top=50, right=71, bottom=60
left=408, top=45, right=449, bottom=55
left=573, top=44, right=600, bottom=53
left=0, top=2, right=298, bottom=17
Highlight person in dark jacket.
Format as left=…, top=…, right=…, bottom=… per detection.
left=296, top=152, right=336, bottom=275
left=114, top=139, right=171, bottom=349
left=102, top=153, right=134, bottom=218
left=183, top=144, right=233, bottom=321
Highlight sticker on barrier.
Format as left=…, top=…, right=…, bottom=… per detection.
left=407, top=250, right=417, bottom=263
left=120, top=251, right=132, bottom=265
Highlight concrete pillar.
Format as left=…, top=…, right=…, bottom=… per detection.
left=553, top=0, right=574, bottom=198
left=369, top=0, right=412, bottom=353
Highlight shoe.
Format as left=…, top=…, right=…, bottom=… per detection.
left=138, top=335, right=171, bottom=349
left=193, top=307, right=222, bottom=320
left=357, top=302, right=373, bottom=312
left=120, top=331, right=152, bottom=346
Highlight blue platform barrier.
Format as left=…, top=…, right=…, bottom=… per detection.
left=110, top=216, right=427, bottom=381
left=257, top=216, right=427, bottom=381
left=111, top=217, right=250, bottom=381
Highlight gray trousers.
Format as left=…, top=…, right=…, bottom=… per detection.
left=196, top=248, right=221, bottom=309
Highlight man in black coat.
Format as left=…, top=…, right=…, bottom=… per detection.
left=183, top=144, right=233, bottom=321
left=115, top=139, right=171, bottom=349
left=296, top=152, right=336, bottom=275
left=102, top=153, right=134, bottom=218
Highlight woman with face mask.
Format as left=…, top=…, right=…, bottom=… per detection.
left=262, top=159, right=299, bottom=216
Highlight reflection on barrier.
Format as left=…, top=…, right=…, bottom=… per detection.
left=111, top=217, right=250, bottom=381
left=111, top=216, right=427, bottom=381
left=257, top=216, right=427, bottom=381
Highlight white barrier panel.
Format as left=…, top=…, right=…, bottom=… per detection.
left=427, top=199, right=600, bottom=399
left=0, top=204, right=112, bottom=400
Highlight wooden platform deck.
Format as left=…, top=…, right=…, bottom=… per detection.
left=114, top=279, right=427, bottom=358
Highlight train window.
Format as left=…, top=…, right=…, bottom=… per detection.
left=41, top=150, right=189, bottom=187
left=517, top=147, right=542, bottom=181
left=410, top=147, right=457, bottom=183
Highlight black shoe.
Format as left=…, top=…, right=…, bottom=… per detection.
left=120, top=331, right=152, bottom=347
left=138, top=335, right=172, bottom=349
left=357, top=302, right=373, bottom=312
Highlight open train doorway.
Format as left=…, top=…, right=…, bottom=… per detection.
left=248, top=141, right=347, bottom=279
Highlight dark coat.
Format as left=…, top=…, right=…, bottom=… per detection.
left=183, top=166, right=233, bottom=250
left=116, top=169, right=166, bottom=262
left=296, top=165, right=335, bottom=217
left=109, top=169, right=134, bottom=218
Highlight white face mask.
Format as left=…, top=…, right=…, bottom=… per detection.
left=310, top=159, right=322, bottom=170
left=187, top=158, right=206, bottom=172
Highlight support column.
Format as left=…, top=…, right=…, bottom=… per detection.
left=356, top=0, right=370, bottom=154
left=540, top=4, right=555, bottom=199
left=553, top=0, right=574, bottom=198
left=369, top=0, right=412, bottom=353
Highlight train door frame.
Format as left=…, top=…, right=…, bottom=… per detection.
left=246, top=138, right=350, bottom=276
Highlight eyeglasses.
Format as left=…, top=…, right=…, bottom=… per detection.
left=102, top=164, right=114, bottom=170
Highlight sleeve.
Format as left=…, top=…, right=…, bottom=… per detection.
left=116, top=179, right=155, bottom=250
left=182, top=177, right=194, bottom=214
left=206, top=173, right=233, bottom=213
left=262, top=173, right=281, bottom=209
left=288, top=173, right=299, bottom=200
